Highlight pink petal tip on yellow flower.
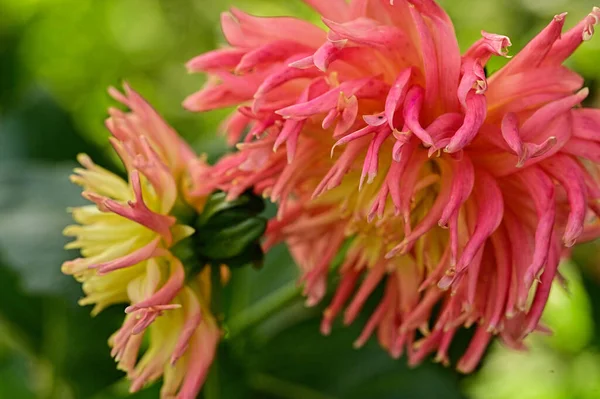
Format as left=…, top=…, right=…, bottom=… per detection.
left=63, top=85, right=219, bottom=399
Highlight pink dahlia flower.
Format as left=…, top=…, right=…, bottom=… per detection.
left=63, top=85, right=219, bottom=398
left=186, top=1, right=600, bottom=372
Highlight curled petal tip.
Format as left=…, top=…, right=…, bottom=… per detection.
left=554, top=12, right=568, bottom=21
left=363, top=113, right=387, bottom=126
left=288, top=57, right=315, bottom=69
left=384, top=250, right=397, bottom=259
left=352, top=339, right=364, bottom=349
left=516, top=152, right=528, bottom=168
left=443, top=145, right=455, bottom=154
left=320, top=321, right=332, bottom=336
left=563, top=236, right=577, bottom=247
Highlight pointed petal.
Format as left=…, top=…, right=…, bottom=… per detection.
left=543, top=8, right=600, bottom=65
left=403, top=85, right=434, bottom=146
left=495, top=13, right=566, bottom=78
left=323, top=17, right=407, bottom=48
left=445, top=91, right=487, bottom=153
left=541, top=155, right=587, bottom=246
left=455, top=171, right=504, bottom=274
left=186, top=48, right=247, bottom=72
left=236, top=40, right=313, bottom=73
left=303, top=0, right=351, bottom=22
left=385, top=67, right=413, bottom=129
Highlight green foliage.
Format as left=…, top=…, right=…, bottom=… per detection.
left=195, top=191, right=267, bottom=268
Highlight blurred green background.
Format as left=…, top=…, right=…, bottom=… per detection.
left=2, top=0, right=600, bottom=398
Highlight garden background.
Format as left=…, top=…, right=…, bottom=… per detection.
left=1, top=0, right=600, bottom=398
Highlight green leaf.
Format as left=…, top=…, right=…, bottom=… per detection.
left=0, top=90, right=114, bottom=165
left=197, top=217, right=267, bottom=261
left=196, top=191, right=265, bottom=228
left=239, top=315, right=466, bottom=399
left=0, top=163, right=84, bottom=297
left=0, top=351, right=36, bottom=399
left=0, top=161, right=130, bottom=397
left=216, top=244, right=467, bottom=399
left=0, top=261, right=127, bottom=398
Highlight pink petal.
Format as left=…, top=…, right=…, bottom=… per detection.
left=125, top=258, right=185, bottom=314
left=407, top=0, right=455, bottom=25
left=323, top=17, right=407, bottom=48
left=410, top=2, right=461, bottom=112
left=521, top=88, right=589, bottom=141
left=313, top=140, right=365, bottom=197
left=92, top=237, right=163, bottom=274
left=255, top=62, right=320, bottom=98
left=486, top=67, right=584, bottom=119
left=403, top=85, right=434, bottom=146
left=363, top=112, right=387, bottom=126
left=409, top=6, right=440, bottom=112
left=359, top=127, right=391, bottom=188
left=94, top=171, right=175, bottom=243
left=276, top=76, right=382, bottom=119
left=186, top=48, right=247, bottom=72
left=331, top=125, right=378, bottom=156
left=321, top=268, right=360, bottom=335
left=445, top=91, right=487, bottom=153
left=343, top=262, right=386, bottom=325
left=500, top=112, right=523, bottom=157
left=464, top=30, right=512, bottom=64
left=354, top=281, right=394, bottom=348
left=562, top=138, right=600, bottom=164
left=385, top=67, right=413, bottom=129
left=183, top=70, right=270, bottom=112
left=334, top=95, right=359, bottom=136
left=518, top=168, right=556, bottom=290
left=388, top=161, right=454, bottom=255
left=541, top=155, right=587, bottom=247
left=455, top=171, right=504, bottom=275
left=494, top=13, right=566, bottom=79
left=236, top=40, right=313, bottom=73
left=302, top=0, right=351, bottom=22
left=170, top=288, right=203, bottom=365
left=313, top=39, right=347, bottom=71
left=543, top=8, right=600, bottom=65
left=223, top=8, right=326, bottom=48
left=439, top=157, right=475, bottom=227
left=457, top=59, right=486, bottom=107
left=457, top=326, right=492, bottom=373
left=522, top=238, right=560, bottom=337
left=486, top=229, right=511, bottom=332
left=388, top=140, right=418, bottom=212
left=572, top=108, right=600, bottom=141
left=175, top=322, right=220, bottom=399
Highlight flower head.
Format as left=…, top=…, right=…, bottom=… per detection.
left=187, top=1, right=600, bottom=372
left=62, top=85, right=219, bottom=398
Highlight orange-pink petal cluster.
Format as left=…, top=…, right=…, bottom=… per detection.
left=186, top=1, right=600, bottom=371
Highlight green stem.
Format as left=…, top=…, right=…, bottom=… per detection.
left=249, top=373, right=337, bottom=399
left=204, top=265, right=223, bottom=399
left=210, top=264, right=223, bottom=321
left=227, top=280, right=301, bottom=340
left=204, top=359, right=220, bottom=399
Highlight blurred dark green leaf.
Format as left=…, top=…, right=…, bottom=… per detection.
left=0, top=163, right=83, bottom=296
left=213, top=244, right=467, bottom=399
left=0, top=351, right=35, bottom=399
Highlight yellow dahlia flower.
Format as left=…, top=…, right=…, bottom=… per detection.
left=62, top=85, right=219, bottom=399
